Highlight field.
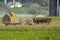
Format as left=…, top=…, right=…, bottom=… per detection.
left=9, top=7, right=30, bottom=14
left=0, top=26, right=60, bottom=40
left=0, top=31, right=60, bottom=40
left=0, top=17, right=60, bottom=40
left=0, top=2, right=59, bottom=40
left=8, top=6, right=49, bottom=14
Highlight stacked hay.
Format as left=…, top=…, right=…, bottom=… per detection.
left=2, top=12, right=20, bottom=25
left=9, top=12, right=20, bottom=23
left=22, top=18, right=34, bottom=25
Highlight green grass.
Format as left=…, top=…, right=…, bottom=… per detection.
left=42, top=6, right=49, bottom=10
left=0, top=31, right=59, bottom=40
left=47, top=17, right=60, bottom=23
left=8, top=6, right=49, bottom=14
left=37, top=6, right=49, bottom=11
left=52, top=18, right=60, bottom=23
left=9, top=7, right=30, bottom=14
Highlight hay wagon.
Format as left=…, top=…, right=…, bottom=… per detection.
left=33, top=15, right=52, bottom=24
left=2, top=12, right=21, bottom=26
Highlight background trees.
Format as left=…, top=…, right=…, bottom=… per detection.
left=49, top=0, right=57, bottom=16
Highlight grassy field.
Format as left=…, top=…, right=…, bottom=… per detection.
left=9, top=7, right=30, bottom=14
left=0, top=17, right=60, bottom=40
left=8, top=6, right=49, bottom=14
left=0, top=24, right=60, bottom=40
left=0, top=31, right=59, bottom=40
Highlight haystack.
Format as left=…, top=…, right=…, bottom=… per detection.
left=2, top=12, right=20, bottom=25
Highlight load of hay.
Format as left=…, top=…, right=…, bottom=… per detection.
left=22, top=18, right=34, bottom=25
left=36, top=15, right=44, bottom=18
left=2, top=12, right=20, bottom=25
left=33, top=15, right=51, bottom=24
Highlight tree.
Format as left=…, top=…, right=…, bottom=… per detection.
left=49, top=0, right=58, bottom=16
left=29, top=3, right=40, bottom=18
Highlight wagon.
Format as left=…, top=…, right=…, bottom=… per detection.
left=33, top=15, right=52, bottom=24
